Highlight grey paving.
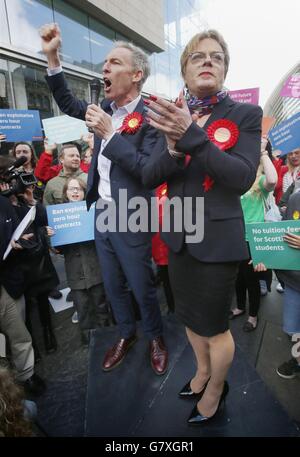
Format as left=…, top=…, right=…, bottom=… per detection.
left=32, top=257, right=300, bottom=436
left=86, top=317, right=299, bottom=437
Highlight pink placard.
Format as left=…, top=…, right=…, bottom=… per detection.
left=280, top=75, right=300, bottom=99
left=228, top=87, right=259, bottom=105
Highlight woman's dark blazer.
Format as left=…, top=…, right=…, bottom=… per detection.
left=142, top=95, right=263, bottom=263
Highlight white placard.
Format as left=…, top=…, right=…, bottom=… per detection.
left=3, top=206, right=36, bottom=260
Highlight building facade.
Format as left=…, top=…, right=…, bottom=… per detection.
left=264, top=62, right=300, bottom=126
left=0, top=0, right=207, bottom=121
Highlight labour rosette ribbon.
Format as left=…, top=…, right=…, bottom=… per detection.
left=121, top=112, right=143, bottom=134
left=203, top=119, right=239, bottom=191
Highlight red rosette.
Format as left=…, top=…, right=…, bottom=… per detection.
left=203, top=175, right=214, bottom=192
left=121, top=112, right=143, bottom=134
left=202, top=120, right=239, bottom=191
left=206, top=119, right=239, bottom=151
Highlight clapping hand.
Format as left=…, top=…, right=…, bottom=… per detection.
left=144, top=91, right=193, bottom=145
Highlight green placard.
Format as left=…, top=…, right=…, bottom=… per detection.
left=246, top=221, right=300, bottom=270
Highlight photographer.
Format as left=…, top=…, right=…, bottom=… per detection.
left=0, top=155, right=59, bottom=356
left=0, top=182, right=45, bottom=396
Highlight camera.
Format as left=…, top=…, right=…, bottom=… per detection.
left=0, top=156, right=37, bottom=198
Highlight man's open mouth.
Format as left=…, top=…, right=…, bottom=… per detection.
left=103, top=78, right=112, bottom=89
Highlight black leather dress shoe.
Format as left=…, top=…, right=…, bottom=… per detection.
left=102, top=335, right=137, bottom=372
left=150, top=336, right=168, bottom=375
left=187, top=380, right=229, bottom=425
left=178, top=377, right=210, bottom=399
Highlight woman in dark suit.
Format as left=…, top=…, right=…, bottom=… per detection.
left=143, top=30, right=262, bottom=424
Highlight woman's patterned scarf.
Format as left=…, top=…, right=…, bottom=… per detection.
left=184, top=87, right=228, bottom=116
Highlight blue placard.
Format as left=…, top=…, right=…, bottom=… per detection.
left=269, top=112, right=300, bottom=156
left=46, top=201, right=95, bottom=247
left=0, top=109, right=43, bottom=142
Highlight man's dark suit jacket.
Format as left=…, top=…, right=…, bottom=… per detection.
left=45, top=72, right=167, bottom=246
left=142, top=96, right=263, bottom=263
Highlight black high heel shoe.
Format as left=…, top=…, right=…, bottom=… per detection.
left=187, top=380, right=229, bottom=425
left=178, top=377, right=210, bottom=399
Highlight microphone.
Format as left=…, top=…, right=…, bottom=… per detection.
left=90, top=78, right=101, bottom=106
left=7, top=156, right=27, bottom=172
left=88, top=78, right=101, bottom=133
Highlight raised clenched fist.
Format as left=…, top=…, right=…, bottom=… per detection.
left=39, top=23, right=62, bottom=56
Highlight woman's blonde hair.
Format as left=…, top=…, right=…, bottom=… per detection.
left=287, top=148, right=300, bottom=172
left=180, top=29, right=230, bottom=79
left=0, top=361, right=32, bottom=437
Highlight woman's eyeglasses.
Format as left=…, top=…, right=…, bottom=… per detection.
left=188, top=51, right=225, bottom=65
left=67, top=186, right=83, bottom=192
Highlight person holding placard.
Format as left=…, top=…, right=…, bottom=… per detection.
left=48, top=177, right=109, bottom=346
left=231, top=137, right=277, bottom=331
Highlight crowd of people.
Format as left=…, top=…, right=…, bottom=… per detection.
left=0, top=22, right=299, bottom=435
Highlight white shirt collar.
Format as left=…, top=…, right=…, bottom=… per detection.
left=110, top=95, right=141, bottom=116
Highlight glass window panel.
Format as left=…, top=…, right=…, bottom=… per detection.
left=156, top=52, right=170, bottom=76
left=0, top=59, right=14, bottom=157
left=9, top=61, right=54, bottom=119
left=89, top=18, right=114, bottom=74
left=58, top=74, right=104, bottom=115
left=6, top=0, right=53, bottom=55
left=64, top=74, right=90, bottom=104
left=53, top=0, right=92, bottom=71
left=0, top=59, right=13, bottom=109
left=0, top=0, right=10, bottom=44
left=115, top=32, right=129, bottom=42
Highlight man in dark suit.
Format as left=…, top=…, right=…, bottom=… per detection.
left=40, top=23, right=168, bottom=375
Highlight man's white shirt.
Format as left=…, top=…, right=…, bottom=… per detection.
left=97, top=95, right=141, bottom=201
